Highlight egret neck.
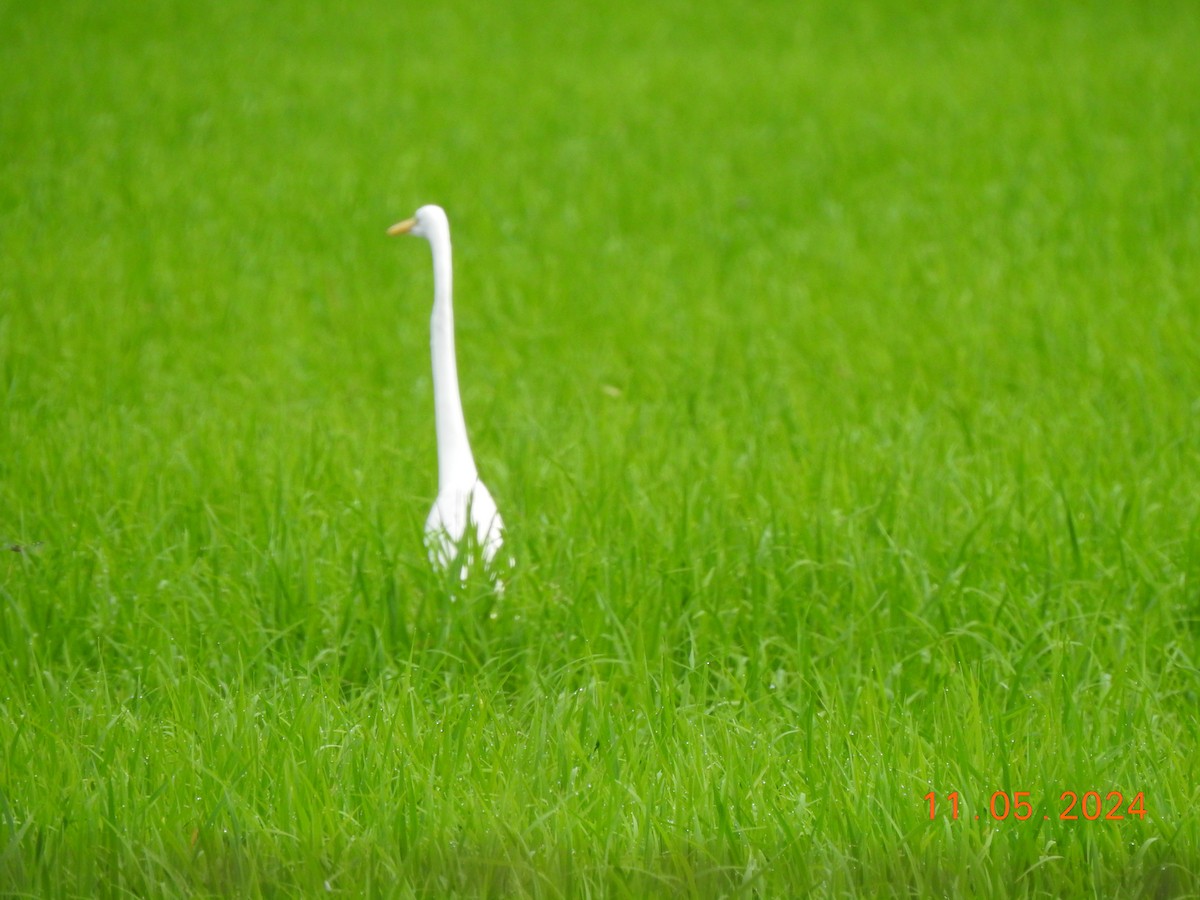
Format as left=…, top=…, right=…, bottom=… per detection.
left=426, top=216, right=478, bottom=492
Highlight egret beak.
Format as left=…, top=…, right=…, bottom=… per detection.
left=387, top=217, right=417, bottom=236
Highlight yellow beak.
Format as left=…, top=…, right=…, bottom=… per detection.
left=387, top=217, right=417, bottom=236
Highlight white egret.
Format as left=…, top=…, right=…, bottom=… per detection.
left=388, top=205, right=507, bottom=577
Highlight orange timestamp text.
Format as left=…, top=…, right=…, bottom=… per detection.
left=925, top=790, right=1147, bottom=822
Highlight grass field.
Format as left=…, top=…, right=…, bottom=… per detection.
left=2, top=0, right=1199, bottom=895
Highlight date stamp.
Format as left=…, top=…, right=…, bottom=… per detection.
left=925, top=791, right=1147, bottom=822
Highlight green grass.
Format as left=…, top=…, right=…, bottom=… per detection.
left=2, top=0, right=1199, bottom=895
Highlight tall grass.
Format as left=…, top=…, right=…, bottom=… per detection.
left=2, top=0, right=1198, bottom=895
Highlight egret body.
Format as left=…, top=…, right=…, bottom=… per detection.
left=388, top=205, right=506, bottom=574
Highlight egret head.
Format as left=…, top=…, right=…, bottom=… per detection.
left=388, top=204, right=448, bottom=240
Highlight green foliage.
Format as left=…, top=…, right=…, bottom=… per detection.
left=2, top=0, right=1198, bottom=895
